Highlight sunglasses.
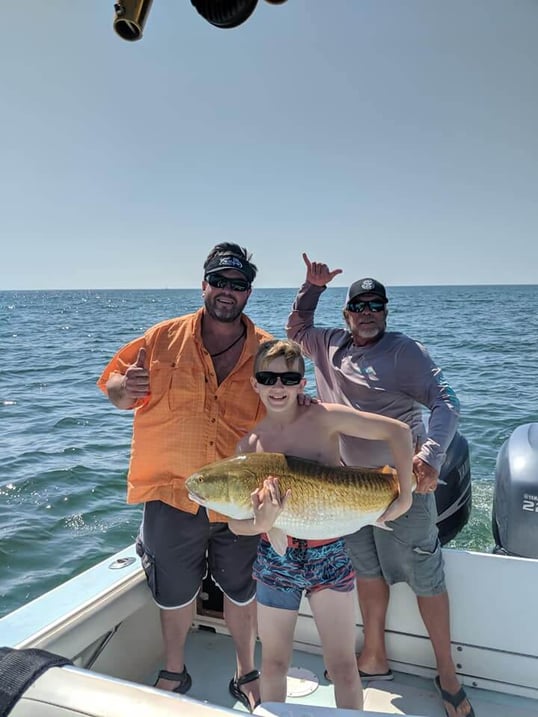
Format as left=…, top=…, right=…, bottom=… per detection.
left=346, top=300, right=386, bottom=313
left=205, top=273, right=251, bottom=292
left=255, top=371, right=303, bottom=386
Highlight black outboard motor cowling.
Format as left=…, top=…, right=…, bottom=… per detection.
left=435, top=431, right=472, bottom=545
left=492, top=423, right=538, bottom=558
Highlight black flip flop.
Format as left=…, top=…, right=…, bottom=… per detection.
left=154, top=666, right=192, bottom=694
left=434, top=675, right=475, bottom=717
left=324, top=667, right=393, bottom=682
left=229, top=669, right=261, bottom=713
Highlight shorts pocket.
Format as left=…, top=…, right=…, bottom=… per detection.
left=413, top=536, right=441, bottom=556
left=136, top=537, right=158, bottom=597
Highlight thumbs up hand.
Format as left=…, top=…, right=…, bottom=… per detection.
left=134, top=347, right=146, bottom=368
left=123, top=347, right=150, bottom=400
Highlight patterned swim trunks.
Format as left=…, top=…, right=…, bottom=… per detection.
left=253, top=538, right=355, bottom=610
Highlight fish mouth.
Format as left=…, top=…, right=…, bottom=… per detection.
left=187, top=490, right=207, bottom=506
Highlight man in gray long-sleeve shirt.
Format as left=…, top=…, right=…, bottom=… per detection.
left=286, top=254, right=474, bottom=717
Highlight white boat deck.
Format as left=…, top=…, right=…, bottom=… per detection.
left=158, top=625, right=537, bottom=717
left=2, top=543, right=537, bottom=717
left=8, top=624, right=537, bottom=717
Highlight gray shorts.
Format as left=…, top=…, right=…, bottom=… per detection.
left=345, top=493, right=446, bottom=597
left=137, top=501, right=259, bottom=609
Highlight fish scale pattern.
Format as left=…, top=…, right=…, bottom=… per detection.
left=186, top=453, right=401, bottom=539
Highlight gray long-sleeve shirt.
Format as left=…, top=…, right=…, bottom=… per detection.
left=286, top=282, right=460, bottom=472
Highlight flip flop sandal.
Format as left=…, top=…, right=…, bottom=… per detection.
left=154, top=666, right=192, bottom=694
left=324, top=668, right=394, bottom=682
left=434, top=675, right=475, bottom=717
left=358, top=668, right=394, bottom=681
left=229, top=669, right=261, bottom=713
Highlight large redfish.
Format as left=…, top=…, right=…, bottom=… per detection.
left=185, top=453, right=400, bottom=551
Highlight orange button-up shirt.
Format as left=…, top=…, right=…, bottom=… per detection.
left=97, top=309, right=272, bottom=522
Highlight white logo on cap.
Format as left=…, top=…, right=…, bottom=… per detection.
left=218, top=257, right=243, bottom=269
left=361, top=279, right=375, bottom=290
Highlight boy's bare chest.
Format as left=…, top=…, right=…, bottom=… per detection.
left=254, top=425, right=333, bottom=464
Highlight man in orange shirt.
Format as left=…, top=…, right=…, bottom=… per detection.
left=98, top=243, right=272, bottom=711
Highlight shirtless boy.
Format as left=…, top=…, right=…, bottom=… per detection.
left=229, top=339, right=413, bottom=711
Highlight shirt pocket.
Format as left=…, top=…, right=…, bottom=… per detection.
left=161, top=359, right=207, bottom=414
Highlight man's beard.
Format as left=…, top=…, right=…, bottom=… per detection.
left=345, top=314, right=386, bottom=344
left=204, top=295, right=244, bottom=323
left=356, top=323, right=383, bottom=339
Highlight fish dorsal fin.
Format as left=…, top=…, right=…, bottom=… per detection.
left=379, top=463, right=416, bottom=492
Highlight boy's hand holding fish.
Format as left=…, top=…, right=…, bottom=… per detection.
left=251, top=477, right=291, bottom=533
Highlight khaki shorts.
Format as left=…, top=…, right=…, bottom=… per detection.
left=137, top=500, right=259, bottom=609
left=345, top=493, right=446, bottom=597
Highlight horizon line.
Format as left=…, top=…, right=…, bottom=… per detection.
left=2, top=282, right=538, bottom=292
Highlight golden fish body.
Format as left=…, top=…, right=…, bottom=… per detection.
left=185, top=452, right=400, bottom=539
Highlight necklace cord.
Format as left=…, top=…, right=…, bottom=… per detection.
left=209, top=324, right=246, bottom=358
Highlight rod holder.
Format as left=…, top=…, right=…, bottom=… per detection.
left=113, top=0, right=154, bottom=41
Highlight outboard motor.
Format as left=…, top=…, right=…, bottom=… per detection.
left=435, top=431, right=472, bottom=545
left=492, top=423, right=538, bottom=558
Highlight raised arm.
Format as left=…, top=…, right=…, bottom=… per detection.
left=286, top=253, right=342, bottom=346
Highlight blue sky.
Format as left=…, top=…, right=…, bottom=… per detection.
left=2, top=1, right=537, bottom=290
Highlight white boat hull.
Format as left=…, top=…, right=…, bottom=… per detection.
left=1, top=543, right=537, bottom=716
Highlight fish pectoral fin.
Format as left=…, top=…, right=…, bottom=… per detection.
left=267, top=528, right=288, bottom=556
left=373, top=520, right=393, bottom=532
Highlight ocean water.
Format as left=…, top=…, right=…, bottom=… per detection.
left=1, top=285, right=537, bottom=619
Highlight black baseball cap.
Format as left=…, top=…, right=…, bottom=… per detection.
left=204, top=254, right=256, bottom=283
left=346, top=277, right=388, bottom=304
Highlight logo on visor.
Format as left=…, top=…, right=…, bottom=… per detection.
left=218, top=256, right=244, bottom=269
left=360, top=279, right=375, bottom=291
